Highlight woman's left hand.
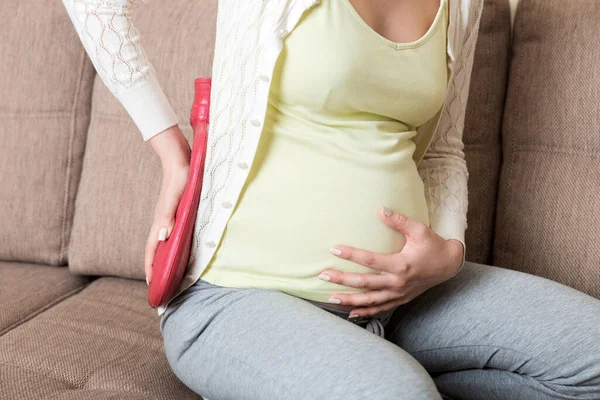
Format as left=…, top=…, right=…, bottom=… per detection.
left=318, top=206, right=465, bottom=318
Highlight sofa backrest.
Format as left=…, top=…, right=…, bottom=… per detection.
left=0, top=1, right=95, bottom=265
left=463, top=0, right=512, bottom=265
left=494, top=0, right=600, bottom=298
left=67, top=0, right=217, bottom=279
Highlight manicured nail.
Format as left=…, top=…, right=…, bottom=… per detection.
left=146, top=276, right=150, bottom=285
left=158, top=227, right=168, bottom=241
left=382, top=206, right=393, bottom=217
left=318, top=273, right=331, bottom=281
left=349, top=314, right=359, bottom=319
left=329, top=247, right=342, bottom=256
left=328, top=297, right=341, bottom=304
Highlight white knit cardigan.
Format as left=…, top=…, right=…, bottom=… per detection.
left=60, top=0, right=484, bottom=316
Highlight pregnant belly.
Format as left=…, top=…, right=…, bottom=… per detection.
left=201, top=129, right=430, bottom=304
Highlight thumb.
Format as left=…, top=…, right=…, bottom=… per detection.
left=380, top=206, right=421, bottom=236
left=157, top=193, right=180, bottom=242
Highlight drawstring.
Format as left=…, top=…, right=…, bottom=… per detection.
left=365, top=318, right=385, bottom=337
left=305, top=299, right=388, bottom=338
left=354, top=316, right=385, bottom=338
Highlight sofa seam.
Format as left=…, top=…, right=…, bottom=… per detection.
left=495, top=2, right=525, bottom=263
left=0, top=282, right=91, bottom=337
left=487, top=0, right=510, bottom=267
left=0, top=362, right=77, bottom=391
left=510, top=144, right=600, bottom=158
left=0, top=111, right=73, bottom=118
left=58, top=51, right=88, bottom=265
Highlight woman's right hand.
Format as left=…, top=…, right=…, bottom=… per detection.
left=144, top=124, right=191, bottom=284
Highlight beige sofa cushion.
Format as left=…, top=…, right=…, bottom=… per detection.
left=0, top=261, right=89, bottom=335
left=0, top=277, right=200, bottom=399
left=68, top=0, right=217, bottom=279
left=0, top=1, right=95, bottom=265
left=494, top=0, right=600, bottom=298
left=463, top=0, right=512, bottom=264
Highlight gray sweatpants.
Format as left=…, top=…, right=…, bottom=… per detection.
left=159, top=261, right=600, bottom=400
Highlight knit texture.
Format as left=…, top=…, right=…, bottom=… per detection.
left=63, top=0, right=151, bottom=93
left=418, top=0, right=483, bottom=251
left=60, top=0, right=178, bottom=141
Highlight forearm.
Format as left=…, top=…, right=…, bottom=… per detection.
left=419, top=151, right=469, bottom=273
left=60, top=0, right=179, bottom=141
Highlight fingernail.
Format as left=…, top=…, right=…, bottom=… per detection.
left=329, top=247, right=342, bottom=256
left=318, top=273, right=331, bottom=281
left=146, top=276, right=150, bottom=285
left=158, top=227, right=168, bottom=241
left=349, top=314, right=360, bottom=319
left=382, top=206, right=393, bottom=217
left=328, top=297, right=341, bottom=304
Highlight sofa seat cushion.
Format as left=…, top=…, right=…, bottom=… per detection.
left=0, top=277, right=200, bottom=400
left=0, top=261, right=90, bottom=335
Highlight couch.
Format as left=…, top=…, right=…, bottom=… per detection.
left=2, top=0, right=599, bottom=398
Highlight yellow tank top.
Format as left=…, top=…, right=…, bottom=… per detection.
left=200, top=0, right=449, bottom=302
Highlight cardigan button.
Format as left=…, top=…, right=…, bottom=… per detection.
left=278, top=28, right=289, bottom=38
left=221, top=201, right=233, bottom=209
left=237, top=161, right=248, bottom=169
left=259, top=74, right=270, bottom=83
left=205, top=241, right=217, bottom=248
left=250, top=118, right=262, bottom=128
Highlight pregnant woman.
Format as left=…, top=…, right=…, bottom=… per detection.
left=61, top=0, right=600, bottom=399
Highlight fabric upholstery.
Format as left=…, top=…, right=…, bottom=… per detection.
left=0, top=1, right=95, bottom=265
left=462, top=0, right=512, bottom=265
left=0, top=261, right=90, bottom=335
left=494, top=0, right=600, bottom=299
left=68, top=0, right=217, bottom=279
left=0, top=277, right=200, bottom=399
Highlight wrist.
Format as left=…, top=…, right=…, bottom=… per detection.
left=149, top=125, right=191, bottom=168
